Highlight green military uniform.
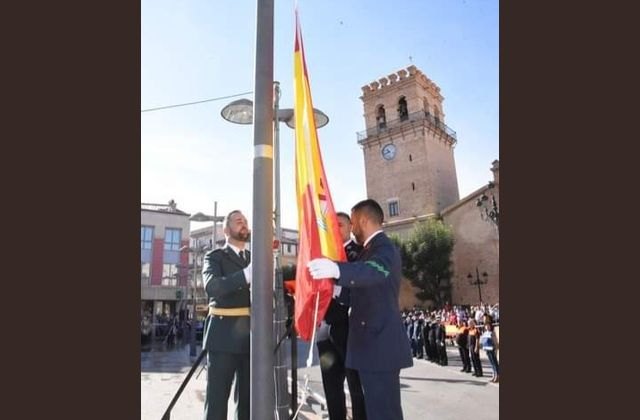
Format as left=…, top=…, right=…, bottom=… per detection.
left=202, top=246, right=251, bottom=420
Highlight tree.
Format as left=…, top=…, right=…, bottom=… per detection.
left=398, top=219, right=455, bottom=306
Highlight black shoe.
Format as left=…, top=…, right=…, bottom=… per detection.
left=460, top=368, right=466, bottom=372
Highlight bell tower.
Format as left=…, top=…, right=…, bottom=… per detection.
left=358, top=65, right=459, bottom=233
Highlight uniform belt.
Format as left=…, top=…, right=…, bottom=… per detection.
left=209, top=307, right=250, bottom=316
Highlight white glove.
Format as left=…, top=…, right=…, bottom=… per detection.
left=307, top=258, right=340, bottom=280
left=243, top=264, right=252, bottom=285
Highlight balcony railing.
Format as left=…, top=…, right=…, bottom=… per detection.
left=356, top=110, right=457, bottom=145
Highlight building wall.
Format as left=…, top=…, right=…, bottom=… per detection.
left=425, top=133, right=460, bottom=211
left=441, top=173, right=499, bottom=305
left=141, top=208, right=191, bottom=304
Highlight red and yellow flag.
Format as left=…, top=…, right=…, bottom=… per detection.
left=293, top=10, right=346, bottom=341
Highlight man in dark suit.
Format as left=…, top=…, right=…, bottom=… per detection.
left=426, top=317, right=438, bottom=363
left=435, top=318, right=448, bottom=366
left=316, top=212, right=367, bottom=420
left=308, top=199, right=413, bottom=420
left=202, top=210, right=251, bottom=420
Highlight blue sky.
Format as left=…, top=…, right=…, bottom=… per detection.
left=141, top=0, right=498, bottom=231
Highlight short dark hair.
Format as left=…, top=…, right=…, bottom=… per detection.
left=351, top=199, right=384, bottom=225
left=336, top=212, right=351, bottom=223
left=225, top=210, right=243, bottom=228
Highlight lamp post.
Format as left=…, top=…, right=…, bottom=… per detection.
left=467, top=267, right=489, bottom=304
left=190, top=205, right=225, bottom=250
left=184, top=208, right=224, bottom=359
left=180, top=244, right=206, bottom=357
left=221, top=83, right=329, bottom=419
left=476, top=181, right=499, bottom=231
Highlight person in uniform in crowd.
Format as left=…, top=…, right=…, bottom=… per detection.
left=455, top=320, right=471, bottom=373
left=404, top=315, right=412, bottom=347
left=417, top=313, right=427, bottom=359
left=435, top=318, right=448, bottom=366
left=414, top=314, right=425, bottom=359
left=307, top=199, right=413, bottom=420
left=201, top=210, right=252, bottom=420
left=426, top=316, right=438, bottom=363
left=408, top=314, right=419, bottom=358
left=467, top=319, right=483, bottom=377
left=316, top=212, right=367, bottom=420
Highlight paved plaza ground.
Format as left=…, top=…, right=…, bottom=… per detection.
left=141, top=338, right=498, bottom=420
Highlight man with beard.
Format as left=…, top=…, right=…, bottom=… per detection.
left=307, top=199, right=413, bottom=420
left=316, top=211, right=367, bottom=420
left=202, top=210, right=252, bottom=420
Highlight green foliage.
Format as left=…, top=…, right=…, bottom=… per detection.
left=398, top=219, right=455, bottom=306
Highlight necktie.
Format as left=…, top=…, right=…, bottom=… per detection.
left=239, top=250, right=247, bottom=263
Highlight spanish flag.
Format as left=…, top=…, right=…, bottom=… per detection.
left=293, top=10, right=346, bottom=341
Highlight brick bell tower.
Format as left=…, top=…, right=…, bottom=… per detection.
left=357, top=65, right=460, bottom=235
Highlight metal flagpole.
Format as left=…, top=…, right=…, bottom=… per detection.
left=251, top=0, right=275, bottom=418
left=273, top=81, right=289, bottom=420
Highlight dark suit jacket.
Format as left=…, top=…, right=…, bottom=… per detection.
left=322, top=240, right=363, bottom=357
left=202, top=246, right=251, bottom=354
left=336, top=232, right=413, bottom=373
left=324, top=240, right=362, bottom=326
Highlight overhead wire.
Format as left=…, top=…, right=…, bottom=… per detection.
left=141, top=91, right=253, bottom=113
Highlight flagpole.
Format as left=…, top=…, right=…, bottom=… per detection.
left=273, top=81, right=290, bottom=420
left=251, top=0, right=275, bottom=419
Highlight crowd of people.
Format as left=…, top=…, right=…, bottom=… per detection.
left=401, top=303, right=500, bottom=383
left=140, top=310, right=192, bottom=346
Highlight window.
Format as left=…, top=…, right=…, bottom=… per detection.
left=388, top=200, right=399, bottom=217
left=164, top=228, right=182, bottom=251
left=141, top=262, right=151, bottom=278
left=141, top=226, right=153, bottom=249
left=398, top=96, right=409, bottom=121
left=161, top=263, right=179, bottom=286
left=141, top=262, right=151, bottom=283
left=376, top=105, right=387, bottom=129
left=287, top=244, right=292, bottom=254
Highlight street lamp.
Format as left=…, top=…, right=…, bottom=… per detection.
left=220, top=96, right=329, bottom=128
left=180, top=244, right=208, bottom=357
left=221, top=83, right=329, bottom=420
left=467, top=267, right=489, bottom=304
left=190, top=202, right=225, bottom=250
left=476, top=181, right=499, bottom=229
